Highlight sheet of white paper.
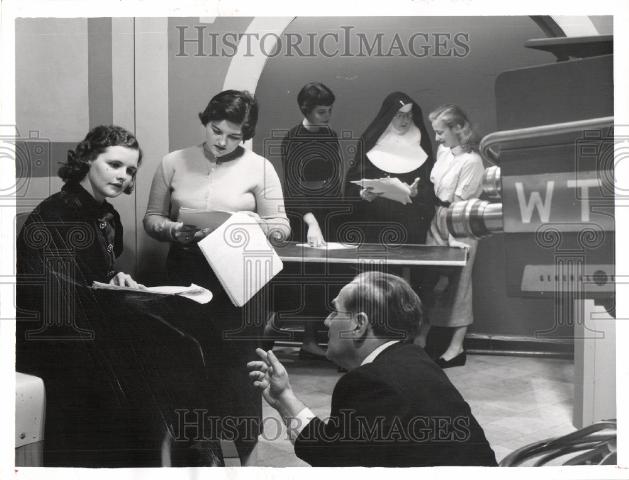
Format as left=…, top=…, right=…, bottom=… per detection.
left=91, top=282, right=213, bottom=304
left=350, top=177, right=412, bottom=204
left=197, top=211, right=283, bottom=307
left=296, top=242, right=359, bottom=250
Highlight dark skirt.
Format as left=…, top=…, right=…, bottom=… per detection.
left=166, top=243, right=265, bottom=456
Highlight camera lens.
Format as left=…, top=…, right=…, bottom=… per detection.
left=446, top=199, right=503, bottom=239
left=482, top=166, right=501, bottom=201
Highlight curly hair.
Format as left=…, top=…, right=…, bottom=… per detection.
left=428, top=104, right=480, bottom=153
left=58, top=125, right=142, bottom=194
left=297, top=82, right=335, bottom=116
left=198, top=90, right=258, bottom=141
left=344, top=271, right=423, bottom=341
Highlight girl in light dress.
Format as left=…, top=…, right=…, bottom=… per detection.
left=416, top=105, right=485, bottom=369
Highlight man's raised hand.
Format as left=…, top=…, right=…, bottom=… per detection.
left=247, top=348, right=292, bottom=410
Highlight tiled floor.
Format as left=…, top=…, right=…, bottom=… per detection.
left=253, top=347, right=575, bottom=467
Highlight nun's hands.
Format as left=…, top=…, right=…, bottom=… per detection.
left=408, top=177, right=421, bottom=198
left=360, top=187, right=383, bottom=202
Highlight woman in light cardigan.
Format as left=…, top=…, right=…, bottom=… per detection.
left=144, top=90, right=289, bottom=464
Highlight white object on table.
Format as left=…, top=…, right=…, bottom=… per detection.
left=296, top=242, right=359, bottom=250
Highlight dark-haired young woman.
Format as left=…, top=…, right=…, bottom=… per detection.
left=277, top=82, right=344, bottom=359
left=281, top=82, right=343, bottom=247
left=143, top=90, right=290, bottom=465
left=18, top=125, right=142, bottom=288
left=17, top=125, right=223, bottom=467
left=16, top=125, right=146, bottom=465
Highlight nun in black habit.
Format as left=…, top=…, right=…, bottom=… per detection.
left=344, top=91, right=436, bottom=246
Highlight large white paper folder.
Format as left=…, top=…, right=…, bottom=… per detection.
left=197, top=211, right=283, bottom=307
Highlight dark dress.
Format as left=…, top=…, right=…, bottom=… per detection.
left=344, top=92, right=436, bottom=246
left=166, top=244, right=266, bottom=459
left=274, top=123, right=348, bottom=327
left=16, top=183, right=220, bottom=467
left=280, top=123, right=345, bottom=242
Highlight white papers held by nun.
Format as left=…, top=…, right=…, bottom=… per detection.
left=350, top=177, right=414, bottom=205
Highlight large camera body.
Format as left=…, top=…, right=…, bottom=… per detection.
left=446, top=45, right=615, bottom=428
left=448, top=53, right=614, bottom=302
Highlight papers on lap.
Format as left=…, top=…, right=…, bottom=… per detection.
left=350, top=177, right=412, bottom=205
left=197, top=211, right=283, bottom=307
left=91, top=282, right=213, bottom=304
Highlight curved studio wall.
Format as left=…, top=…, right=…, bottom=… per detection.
left=252, top=16, right=560, bottom=338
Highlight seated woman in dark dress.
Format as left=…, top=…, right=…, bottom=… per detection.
left=16, top=125, right=144, bottom=466
left=16, top=126, right=220, bottom=467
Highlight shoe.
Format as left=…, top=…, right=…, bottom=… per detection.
left=299, top=348, right=328, bottom=361
left=435, top=351, right=467, bottom=369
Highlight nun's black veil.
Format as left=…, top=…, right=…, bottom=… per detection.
left=346, top=91, right=434, bottom=187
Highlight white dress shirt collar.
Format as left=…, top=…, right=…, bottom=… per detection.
left=361, top=340, right=400, bottom=366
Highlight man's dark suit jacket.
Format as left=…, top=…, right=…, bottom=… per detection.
left=294, top=342, right=497, bottom=467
